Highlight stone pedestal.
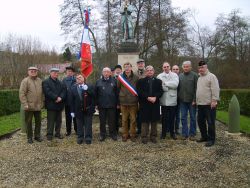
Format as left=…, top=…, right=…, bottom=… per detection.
left=117, top=41, right=139, bottom=72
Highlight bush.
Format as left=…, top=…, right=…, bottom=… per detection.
left=218, top=89, right=250, bottom=116
left=0, top=90, right=20, bottom=116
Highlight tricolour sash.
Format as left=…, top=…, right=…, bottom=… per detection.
left=118, top=74, right=138, bottom=96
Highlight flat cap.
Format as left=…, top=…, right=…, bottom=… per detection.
left=114, top=64, right=122, bottom=70
left=137, top=59, right=145, bottom=63
left=198, top=60, right=207, bottom=66
left=50, top=68, right=60, bottom=72
left=28, top=66, right=38, bottom=70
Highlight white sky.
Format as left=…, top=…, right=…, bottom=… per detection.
left=0, top=0, right=249, bottom=53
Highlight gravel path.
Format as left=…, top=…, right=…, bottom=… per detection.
left=0, top=116, right=249, bottom=188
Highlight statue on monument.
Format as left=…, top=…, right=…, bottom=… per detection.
left=120, top=0, right=135, bottom=42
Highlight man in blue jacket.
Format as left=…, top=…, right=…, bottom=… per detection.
left=62, top=66, right=77, bottom=136
left=95, top=67, right=118, bottom=141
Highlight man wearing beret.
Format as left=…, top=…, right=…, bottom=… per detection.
left=196, top=60, right=220, bottom=147
left=19, top=67, right=43, bottom=144
left=62, top=66, right=77, bottom=136
left=42, top=68, right=66, bottom=141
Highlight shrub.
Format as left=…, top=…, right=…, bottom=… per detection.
left=218, top=89, right=250, bottom=116
left=0, top=90, right=20, bottom=116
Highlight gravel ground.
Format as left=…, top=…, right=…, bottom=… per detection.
left=0, top=116, right=249, bottom=188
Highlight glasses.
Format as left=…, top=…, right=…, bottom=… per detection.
left=172, top=69, right=179, bottom=70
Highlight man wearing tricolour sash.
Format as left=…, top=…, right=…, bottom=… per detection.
left=117, top=62, right=139, bottom=142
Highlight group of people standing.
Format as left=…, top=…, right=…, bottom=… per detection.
left=19, top=59, right=220, bottom=147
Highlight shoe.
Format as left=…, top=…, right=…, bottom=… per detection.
left=77, top=140, right=83, bottom=145
left=189, top=136, right=196, bottom=141
left=197, top=138, right=207, bottom=143
left=160, top=135, right=166, bottom=139
left=181, top=136, right=188, bottom=140
left=27, top=138, right=33, bottom=144
left=150, top=138, right=157, bottom=143
left=130, top=137, right=136, bottom=142
left=99, top=136, right=106, bottom=142
left=171, top=135, right=177, bottom=140
left=142, top=139, right=148, bottom=144
left=47, top=137, right=52, bottom=141
left=55, top=134, right=63, bottom=139
left=205, top=141, right=215, bottom=147
left=136, top=130, right=141, bottom=135
left=111, top=135, right=118, bottom=141
left=65, top=132, right=71, bottom=136
left=85, top=140, right=92, bottom=145
left=122, top=137, right=127, bottom=142
left=34, top=137, right=42, bottom=142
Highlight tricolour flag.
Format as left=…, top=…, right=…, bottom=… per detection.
left=80, top=9, right=92, bottom=78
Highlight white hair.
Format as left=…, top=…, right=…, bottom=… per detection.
left=182, top=61, right=192, bottom=67
left=145, top=65, right=154, bottom=71
left=102, top=67, right=111, bottom=72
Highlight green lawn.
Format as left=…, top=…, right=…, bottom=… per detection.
left=217, top=110, right=250, bottom=134
left=0, top=110, right=47, bottom=136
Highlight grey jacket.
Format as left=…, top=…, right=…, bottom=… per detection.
left=178, top=71, right=198, bottom=103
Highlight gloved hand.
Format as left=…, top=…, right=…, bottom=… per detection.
left=70, top=113, right=75, bottom=118
left=83, top=84, right=88, bottom=90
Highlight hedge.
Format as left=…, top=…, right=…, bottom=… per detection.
left=0, top=90, right=20, bottom=116
left=218, top=89, right=250, bottom=116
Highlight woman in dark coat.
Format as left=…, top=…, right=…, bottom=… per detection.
left=136, top=65, right=163, bottom=144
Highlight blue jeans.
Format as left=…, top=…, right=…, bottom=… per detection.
left=180, top=102, right=197, bottom=137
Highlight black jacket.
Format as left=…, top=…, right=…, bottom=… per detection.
left=95, top=76, right=118, bottom=108
left=62, top=76, right=76, bottom=106
left=137, top=76, right=163, bottom=122
left=42, top=77, right=66, bottom=111
left=70, top=84, right=95, bottom=118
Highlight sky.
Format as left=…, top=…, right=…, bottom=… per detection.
left=0, top=0, right=249, bottom=53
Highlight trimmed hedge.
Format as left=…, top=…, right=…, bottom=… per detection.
left=218, top=89, right=250, bottom=116
left=0, top=90, right=20, bottom=116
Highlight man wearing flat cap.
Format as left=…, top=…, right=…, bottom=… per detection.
left=135, top=59, right=146, bottom=135
left=42, top=68, right=66, bottom=140
left=19, top=66, right=43, bottom=144
left=196, top=60, right=220, bottom=147
left=62, top=66, right=77, bottom=136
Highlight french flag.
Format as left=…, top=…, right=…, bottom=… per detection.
left=80, top=25, right=93, bottom=78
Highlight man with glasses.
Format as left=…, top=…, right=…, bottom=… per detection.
left=172, top=65, right=181, bottom=135
left=137, top=65, right=163, bottom=144
left=157, top=62, right=179, bottom=140
left=42, top=68, right=66, bottom=141
left=19, top=67, right=43, bottom=144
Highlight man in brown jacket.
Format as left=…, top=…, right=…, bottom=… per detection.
left=19, top=67, right=43, bottom=144
left=117, top=62, right=139, bottom=142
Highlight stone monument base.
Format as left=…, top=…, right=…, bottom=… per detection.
left=117, top=42, right=139, bottom=72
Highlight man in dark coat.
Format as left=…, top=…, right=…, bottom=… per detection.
left=136, top=65, right=163, bottom=144
left=42, top=68, right=66, bottom=140
left=62, top=66, right=77, bottom=136
left=70, top=74, right=95, bottom=144
left=95, top=67, right=118, bottom=141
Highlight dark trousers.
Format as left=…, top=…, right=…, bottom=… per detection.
left=76, top=114, right=93, bottom=142
left=25, top=111, right=41, bottom=139
left=136, top=110, right=142, bottom=134
left=115, top=108, right=121, bottom=133
left=161, top=106, right=177, bottom=137
left=174, top=104, right=180, bottom=132
left=47, top=110, right=62, bottom=138
left=197, top=105, right=216, bottom=142
left=99, top=108, right=117, bottom=137
left=65, top=105, right=77, bottom=134
left=141, top=122, right=157, bottom=141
